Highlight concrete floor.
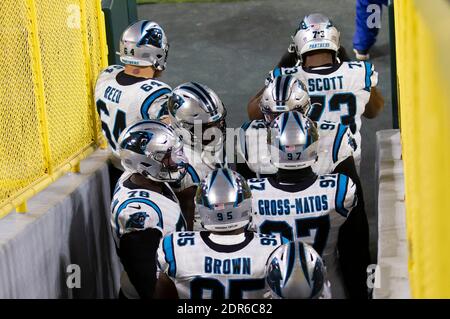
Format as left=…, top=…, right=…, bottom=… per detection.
left=138, top=0, right=393, bottom=260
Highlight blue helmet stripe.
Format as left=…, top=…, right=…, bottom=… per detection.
left=284, top=241, right=296, bottom=288
left=298, top=242, right=311, bottom=286
left=292, top=111, right=305, bottom=133
left=208, top=169, right=219, bottom=191
left=140, top=20, right=149, bottom=35
left=275, top=76, right=282, bottom=105
left=192, top=82, right=217, bottom=114
left=179, top=85, right=213, bottom=113
left=221, top=169, right=234, bottom=187
left=140, top=87, right=171, bottom=119
left=282, top=76, right=291, bottom=102
left=280, top=112, right=290, bottom=134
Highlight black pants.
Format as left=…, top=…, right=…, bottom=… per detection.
left=334, top=157, right=371, bottom=299
left=338, top=202, right=371, bottom=299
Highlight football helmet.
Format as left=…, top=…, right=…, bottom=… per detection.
left=260, top=75, right=311, bottom=123
left=118, top=120, right=187, bottom=182
left=195, top=168, right=252, bottom=232
left=291, top=13, right=340, bottom=60
left=167, top=82, right=227, bottom=152
left=119, top=20, right=169, bottom=70
left=266, top=241, right=326, bottom=299
left=269, top=111, right=319, bottom=170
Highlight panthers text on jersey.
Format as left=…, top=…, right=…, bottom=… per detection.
left=111, top=171, right=186, bottom=249
left=247, top=173, right=357, bottom=298
left=95, top=65, right=172, bottom=167
left=237, top=119, right=357, bottom=176
left=266, top=61, right=378, bottom=166
left=157, top=231, right=287, bottom=299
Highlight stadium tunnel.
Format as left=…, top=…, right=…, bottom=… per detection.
left=0, top=0, right=449, bottom=299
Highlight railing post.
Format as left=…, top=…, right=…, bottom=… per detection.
left=26, top=1, right=53, bottom=175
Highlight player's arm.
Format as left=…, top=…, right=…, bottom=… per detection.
left=333, top=156, right=364, bottom=205
left=154, top=273, right=179, bottom=299
left=247, top=87, right=265, bottom=120
left=155, top=234, right=179, bottom=299
left=175, top=186, right=196, bottom=231
left=114, top=202, right=165, bottom=299
left=119, top=228, right=162, bottom=299
left=362, top=62, right=383, bottom=119
left=363, top=86, right=384, bottom=118
left=334, top=174, right=358, bottom=217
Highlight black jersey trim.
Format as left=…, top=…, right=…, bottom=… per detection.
left=302, top=61, right=343, bottom=75
left=200, top=231, right=254, bottom=253
left=116, top=71, right=149, bottom=86
left=267, top=171, right=318, bottom=192
left=123, top=174, right=178, bottom=203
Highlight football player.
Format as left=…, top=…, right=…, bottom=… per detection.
left=248, top=13, right=384, bottom=170
left=248, top=111, right=357, bottom=298
left=111, top=120, right=188, bottom=299
left=238, top=74, right=356, bottom=178
left=155, top=168, right=287, bottom=299
left=95, top=20, right=172, bottom=194
left=167, top=82, right=228, bottom=230
left=241, top=75, right=371, bottom=298
left=266, top=241, right=330, bottom=299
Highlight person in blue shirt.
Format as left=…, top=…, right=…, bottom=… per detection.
left=353, top=0, right=388, bottom=60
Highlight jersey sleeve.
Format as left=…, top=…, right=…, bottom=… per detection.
left=157, top=233, right=177, bottom=278
left=363, top=61, right=378, bottom=91
left=238, top=121, right=276, bottom=175
left=140, top=83, right=172, bottom=120
left=334, top=174, right=357, bottom=218
left=111, top=198, right=165, bottom=239
left=332, top=124, right=356, bottom=164
left=265, top=67, right=299, bottom=86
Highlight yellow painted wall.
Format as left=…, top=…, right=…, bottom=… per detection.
left=395, top=0, right=450, bottom=298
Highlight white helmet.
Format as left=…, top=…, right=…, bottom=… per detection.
left=266, top=241, right=326, bottom=299
left=269, top=111, right=319, bottom=170
left=168, top=82, right=227, bottom=152
left=118, top=120, right=188, bottom=182
left=119, top=20, right=169, bottom=70
left=260, top=75, right=311, bottom=123
left=291, top=13, right=340, bottom=60
left=195, top=168, right=252, bottom=232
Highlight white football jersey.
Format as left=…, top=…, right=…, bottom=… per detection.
left=157, top=231, right=286, bottom=299
left=248, top=173, right=357, bottom=298
left=95, top=65, right=172, bottom=167
left=237, top=120, right=357, bottom=176
left=267, top=61, right=378, bottom=166
left=111, top=171, right=187, bottom=248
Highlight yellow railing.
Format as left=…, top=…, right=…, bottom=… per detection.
left=394, top=0, right=450, bottom=298
left=0, top=0, right=108, bottom=218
